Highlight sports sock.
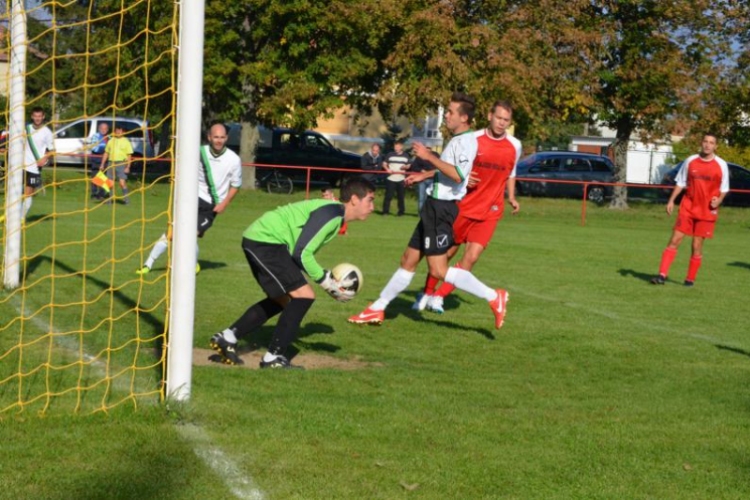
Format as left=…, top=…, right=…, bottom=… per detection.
left=435, top=263, right=461, bottom=298
left=144, top=234, right=169, bottom=269
left=444, top=267, right=496, bottom=301
left=658, top=247, right=677, bottom=277
left=22, top=197, right=32, bottom=218
left=686, top=256, right=702, bottom=282
left=268, top=297, right=314, bottom=355
left=231, top=298, right=284, bottom=339
left=221, top=328, right=238, bottom=343
left=372, top=268, right=415, bottom=311
left=424, top=274, right=440, bottom=296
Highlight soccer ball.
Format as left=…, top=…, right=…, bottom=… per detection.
left=331, top=263, right=363, bottom=294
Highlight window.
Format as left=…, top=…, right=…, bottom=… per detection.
left=60, top=120, right=92, bottom=139
left=590, top=159, right=613, bottom=173
left=529, top=158, right=559, bottom=173
left=562, top=158, right=591, bottom=172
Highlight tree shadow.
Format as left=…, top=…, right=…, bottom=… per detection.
left=727, top=262, right=750, bottom=271
left=618, top=268, right=657, bottom=283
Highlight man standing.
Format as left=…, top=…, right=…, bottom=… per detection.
left=381, top=141, right=410, bottom=216
left=88, top=121, right=110, bottom=199
left=360, top=143, right=383, bottom=184
left=348, top=92, right=510, bottom=330
left=415, top=100, right=522, bottom=313
left=99, top=123, right=133, bottom=204
left=22, top=107, right=54, bottom=219
left=651, top=133, right=729, bottom=287
left=209, top=178, right=376, bottom=368
left=137, top=122, right=242, bottom=275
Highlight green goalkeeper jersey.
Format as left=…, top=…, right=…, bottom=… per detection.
left=243, top=199, right=345, bottom=282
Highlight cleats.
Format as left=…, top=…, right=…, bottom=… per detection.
left=348, top=305, right=385, bottom=325
left=259, top=355, right=303, bottom=369
left=650, top=274, right=666, bottom=285
left=489, top=289, right=509, bottom=329
left=135, top=266, right=151, bottom=275
left=426, top=295, right=444, bottom=314
left=683, top=280, right=694, bottom=287
left=412, top=293, right=431, bottom=311
left=209, top=333, right=244, bottom=365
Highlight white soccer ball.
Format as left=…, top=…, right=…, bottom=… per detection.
left=331, top=263, right=363, bottom=295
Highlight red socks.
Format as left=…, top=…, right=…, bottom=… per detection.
left=686, top=256, right=702, bottom=282
left=658, top=247, right=678, bottom=277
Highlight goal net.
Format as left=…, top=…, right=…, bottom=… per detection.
left=0, top=0, right=178, bottom=414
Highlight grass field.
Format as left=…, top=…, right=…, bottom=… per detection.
left=1, top=174, right=750, bottom=499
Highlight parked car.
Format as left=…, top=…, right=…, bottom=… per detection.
left=52, top=116, right=155, bottom=168
left=515, top=151, right=616, bottom=203
left=660, top=160, right=750, bottom=206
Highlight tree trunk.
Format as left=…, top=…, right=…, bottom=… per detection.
left=239, top=121, right=259, bottom=190
left=609, top=124, right=633, bottom=210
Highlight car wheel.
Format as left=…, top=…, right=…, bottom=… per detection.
left=587, top=185, right=605, bottom=204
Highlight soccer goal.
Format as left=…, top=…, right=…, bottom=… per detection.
left=0, top=0, right=204, bottom=414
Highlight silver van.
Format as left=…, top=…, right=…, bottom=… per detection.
left=53, top=116, right=155, bottom=166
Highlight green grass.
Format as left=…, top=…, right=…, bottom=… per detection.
left=2, top=172, right=750, bottom=499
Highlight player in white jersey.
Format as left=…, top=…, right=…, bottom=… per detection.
left=20, top=107, right=54, bottom=219
left=348, top=92, right=511, bottom=329
left=136, top=122, right=242, bottom=275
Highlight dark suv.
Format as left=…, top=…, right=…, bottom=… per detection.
left=515, top=151, right=616, bottom=203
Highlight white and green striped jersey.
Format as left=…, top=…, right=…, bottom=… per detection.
left=25, top=124, right=54, bottom=174
left=198, top=145, right=242, bottom=205
left=427, top=131, right=478, bottom=201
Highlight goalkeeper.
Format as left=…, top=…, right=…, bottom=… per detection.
left=210, top=178, right=376, bottom=369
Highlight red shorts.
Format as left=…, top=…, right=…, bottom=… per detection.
left=453, top=213, right=499, bottom=248
left=674, top=210, right=716, bottom=239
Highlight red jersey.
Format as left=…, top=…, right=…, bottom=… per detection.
left=457, top=129, right=522, bottom=221
left=675, top=154, right=730, bottom=221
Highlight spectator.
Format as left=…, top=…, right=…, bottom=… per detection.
left=382, top=141, right=409, bottom=216
left=360, top=143, right=382, bottom=185
left=99, top=123, right=133, bottom=204
left=88, top=121, right=110, bottom=199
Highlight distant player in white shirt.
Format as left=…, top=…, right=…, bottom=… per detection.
left=136, top=122, right=242, bottom=275
left=348, top=92, right=511, bottom=329
left=22, top=107, right=54, bottom=219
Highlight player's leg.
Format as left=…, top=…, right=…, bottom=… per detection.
left=428, top=242, right=485, bottom=314
left=260, top=284, right=315, bottom=369
left=117, top=167, right=130, bottom=204
left=685, top=221, right=712, bottom=286
left=396, top=180, right=405, bottom=216
left=382, top=180, right=395, bottom=215
left=22, top=182, right=35, bottom=218
left=652, top=227, right=687, bottom=284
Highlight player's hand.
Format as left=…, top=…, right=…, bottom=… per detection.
left=509, top=198, right=520, bottom=214
left=318, top=270, right=356, bottom=302
left=467, top=171, right=481, bottom=188
left=666, top=200, right=675, bottom=215
left=710, top=196, right=720, bottom=209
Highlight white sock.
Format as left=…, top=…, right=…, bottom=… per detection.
left=222, top=328, right=237, bottom=343
left=445, top=267, right=497, bottom=301
left=372, top=268, right=415, bottom=310
left=263, top=352, right=278, bottom=362
left=22, top=197, right=32, bottom=218
left=145, top=234, right=169, bottom=268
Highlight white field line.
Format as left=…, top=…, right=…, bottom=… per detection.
left=10, top=295, right=264, bottom=499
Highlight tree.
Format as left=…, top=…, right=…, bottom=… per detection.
left=580, top=1, right=742, bottom=208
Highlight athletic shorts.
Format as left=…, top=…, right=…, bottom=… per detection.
left=408, top=197, right=458, bottom=256
left=197, top=198, right=217, bottom=238
left=24, top=171, right=42, bottom=189
left=453, top=213, right=500, bottom=248
left=242, top=238, right=308, bottom=298
left=674, top=209, right=716, bottom=239
left=105, top=163, right=128, bottom=181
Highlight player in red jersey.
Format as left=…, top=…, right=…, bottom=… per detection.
left=651, top=133, right=730, bottom=287
left=414, top=100, right=522, bottom=314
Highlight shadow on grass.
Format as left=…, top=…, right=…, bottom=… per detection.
left=727, top=261, right=750, bottom=271
left=618, top=268, right=656, bottom=283
left=391, top=295, right=496, bottom=340
left=716, top=344, right=750, bottom=359
left=196, top=259, right=227, bottom=272
left=232, top=321, right=341, bottom=361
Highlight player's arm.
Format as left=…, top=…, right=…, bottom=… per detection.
left=665, top=185, right=683, bottom=215
left=99, top=152, right=109, bottom=170
left=507, top=177, right=520, bottom=214
left=666, top=161, right=689, bottom=215
left=292, top=205, right=345, bottom=282
left=405, top=169, right=435, bottom=187
left=124, top=154, right=132, bottom=173
left=412, top=142, right=462, bottom=183
left=214, top=187, right=239, bottom=214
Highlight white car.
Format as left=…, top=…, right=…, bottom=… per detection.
left=52, top=116, right=155, bottom=166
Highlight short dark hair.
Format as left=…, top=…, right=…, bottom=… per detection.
left=491, top=100, right=513, bottom=116
left=30, top=106, right=45, bottom=115
left=451, top=92, right=476, bottom=123
left=703, top=132, right=719, bottom=142
left=340, top=178, right=375, bottom=202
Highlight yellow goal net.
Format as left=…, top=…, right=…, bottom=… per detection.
left=0, top=0, right=179, bottom=414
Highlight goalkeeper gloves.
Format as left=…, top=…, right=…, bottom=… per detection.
left=318, top=270, right=356, bottom=302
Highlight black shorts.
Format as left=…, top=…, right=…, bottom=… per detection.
left=407, top=197, right=458, bottom=256
left=242, top=238, right=308, bottom=298
left=24, top=171, right=42, bottom=189
left=197, top=198, right=217, bottom=237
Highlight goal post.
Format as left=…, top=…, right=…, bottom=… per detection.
left=166, top=0, right=206, bottom=402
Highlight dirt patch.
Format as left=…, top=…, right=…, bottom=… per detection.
left=193, top=347, right=380, bottom=370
